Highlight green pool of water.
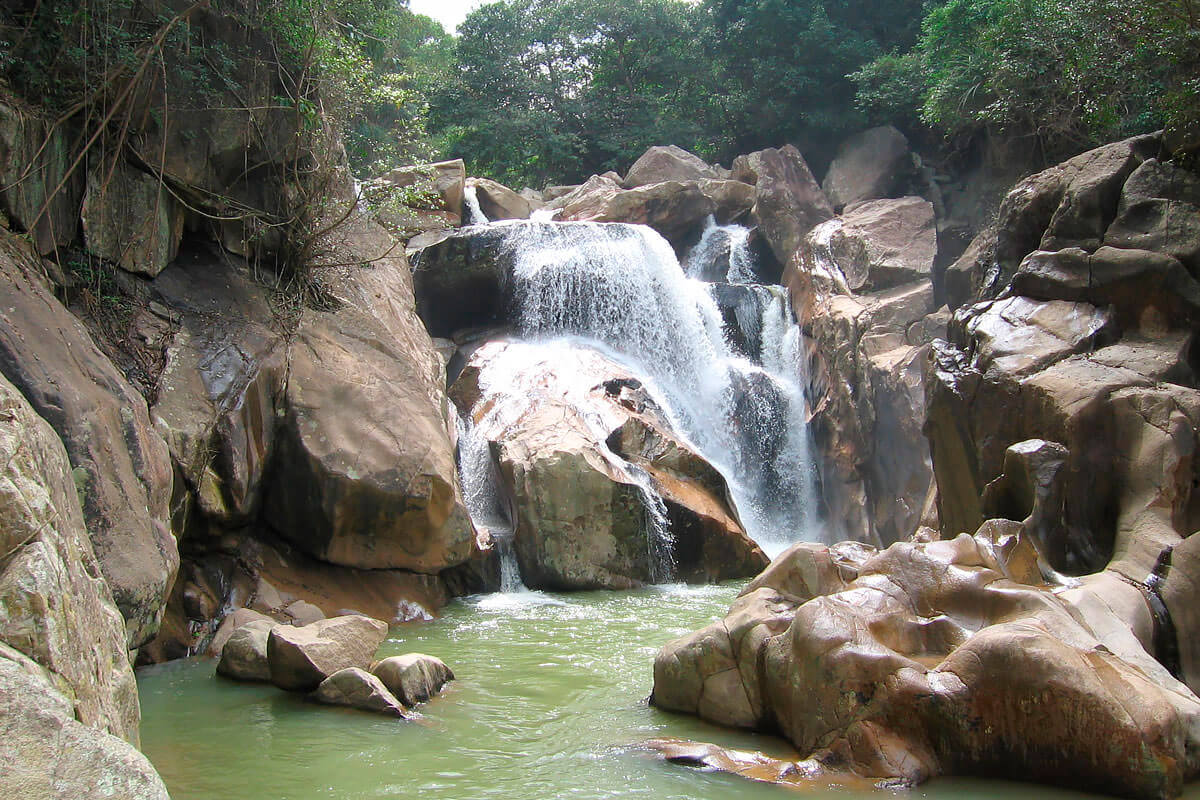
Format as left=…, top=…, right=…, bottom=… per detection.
left=137, top=583, right=1199, bottom=800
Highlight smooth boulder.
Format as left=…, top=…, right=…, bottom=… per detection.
left=822, top=125, right=913, bottom=210
left=653, top=533, right=1200, bottom=797
left=264, top=220, right=475, bottom=573
left=312, top=667, right=407, bottom=717
left=216, top=620, right=276, bottom=682
left=372, top=654, right=454, bottom=705
left=624, top=145, right=718, bottom=188
left=557, top=179, right=715, bottom=245
left=798, top=196, right=935, bottom=292
left=267, top=615, right=389, bottom=692
left=469, top=177, right=532, bottom=220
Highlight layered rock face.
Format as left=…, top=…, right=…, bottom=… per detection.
left=145, top=217, right=475, bottom=661
left=786, top=195, right=943, bottom=546
left=0, top=233, right=176, bottom=648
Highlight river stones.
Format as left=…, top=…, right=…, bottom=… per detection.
left=312, top=668, right=407, bottom=717
left=372, top=654, right=454, bottom=705
left=216, top=620, right=276, bottom=683
left=267, top=615, right=389, bottom=692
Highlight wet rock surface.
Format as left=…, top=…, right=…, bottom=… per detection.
left=312, top=667, right=408, bottom=717
left=653, top=533, right=1200, bottom=798
left=372, top=653, right=454, bottom=706
left=659, top=131, right=1200, bottom=798
left=454, top=341, right=766, bottom=590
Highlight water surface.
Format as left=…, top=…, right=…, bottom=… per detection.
left=138, top=584, right=1199, bottom=800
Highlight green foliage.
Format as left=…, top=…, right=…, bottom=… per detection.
left=854, top=0, right=1199, bottom=158
left=344, top=8, right=456, bottom=174
left=432, top=0, right=715, bottom=186
left=849, top=51, right=927, bottom=131
left=427, top=0, right=930, bottom=187
left=702, top=0, right=927, bottom=158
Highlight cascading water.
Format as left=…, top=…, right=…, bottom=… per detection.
left=684, top=216, right=759, bottom=284
left=463, top=184, right=489, bottom=225
left=461, top=339, right=679, bottom=585
left=455, top=414, right=525, bottom=592
left=493, top=221, right=820, bottom=556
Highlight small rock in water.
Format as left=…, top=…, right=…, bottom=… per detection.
left=312, top=668, right=407, bottom=717
left=372, top=654, right=454, bottom=706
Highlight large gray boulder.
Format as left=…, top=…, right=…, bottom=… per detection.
left=990, top=133, right=1159, bottom=292
left=267, top=614, right=389, bottom=692
left=0, top=372, right=141, bottom=742
left=216, top=619, right=276, bottom=682
left=0, top=650, right=169, bottom=800
left=798, top=196, right=936, bottom=292
left=81, top=161, right=184, bottom=278
left=0, top=232, right=176, bottom=648
left=556, top=178, right=715, bottom=245
left=456, top=341, right=766, bottom=590
left=652, top=533, right=1200, bottom=798
left=821, top=125, right=913, bottom=210
left=469, top=177, right=533, bottom=221
left=264, top=220, right=476, bottom=573
left=1105, top=158, right=1200, bottom=273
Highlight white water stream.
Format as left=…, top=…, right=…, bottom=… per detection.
left=455, top=218, right=821, bottom=586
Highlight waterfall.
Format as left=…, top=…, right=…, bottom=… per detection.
left=684, top=216, right=759, bottom=284
left=464, top=185, right=489, bottom=225
left=495, top=221, right=820, bottom=556
left=456, top=414, right=526, bottom=592
left=461, top=339, right=678, bottom=585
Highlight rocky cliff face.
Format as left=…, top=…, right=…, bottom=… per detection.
left=652, top=132, right=1200, bottom=797
left=0, top=8, right=482, bottom=795
left=0, top=371, right=169, bottom=798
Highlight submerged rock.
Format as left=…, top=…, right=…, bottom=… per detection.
left=267, top=615, right=389, bottom=692
left=312, top=667, right=407, bottom=717
left=372, top=654, right=454, bottom=705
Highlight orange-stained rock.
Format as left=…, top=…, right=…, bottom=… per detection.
left=265, top=219, right=475, bottom=573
